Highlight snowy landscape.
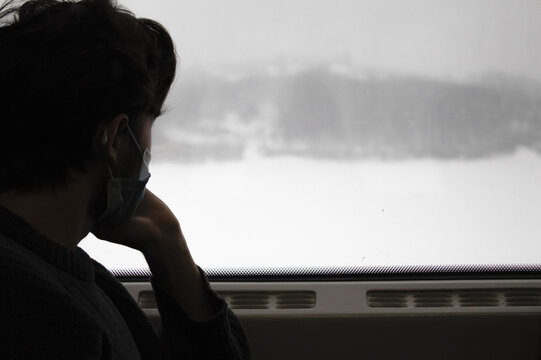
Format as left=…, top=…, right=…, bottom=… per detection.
left=81, top=67, right=541, bottom=270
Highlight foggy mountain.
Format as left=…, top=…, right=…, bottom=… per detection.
left=153, top=66, right=541, bottom=162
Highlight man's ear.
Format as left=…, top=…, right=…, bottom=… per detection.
left=97, top=114, right=130, bottom=172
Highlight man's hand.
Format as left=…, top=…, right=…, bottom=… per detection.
left=91, top=189, right=182, bottom=254
left=91, top=189, right=217, bottom=320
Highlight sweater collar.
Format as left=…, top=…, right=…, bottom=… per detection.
left=0, top=205, right=95, bottom=282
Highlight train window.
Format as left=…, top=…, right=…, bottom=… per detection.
left=81, top=0, right=541, bottom=271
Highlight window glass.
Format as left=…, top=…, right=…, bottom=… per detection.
left=80, top=0, right=541, bottom=270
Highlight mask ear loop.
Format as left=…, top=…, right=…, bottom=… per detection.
left=106, top=164, right=115, bottom=179
left=126, top=125, right=151, bottom=181
left=101, top=130, right=115, bottom=179
left=126, top=125, right=143, bottom=153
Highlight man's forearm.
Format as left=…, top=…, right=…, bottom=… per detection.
left=143, top=230, right=217, bottom=321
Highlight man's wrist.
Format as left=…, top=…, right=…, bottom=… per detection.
left=138, top=220, right=187, bottom=259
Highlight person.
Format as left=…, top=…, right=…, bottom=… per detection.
left=0, top=0, right=250, bottom=358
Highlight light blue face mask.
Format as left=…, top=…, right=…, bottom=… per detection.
left=95, top=126, right=151, bottom=227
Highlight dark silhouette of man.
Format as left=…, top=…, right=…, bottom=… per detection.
left=0, top=0, right=250, bottom=358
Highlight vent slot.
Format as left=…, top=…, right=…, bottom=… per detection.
left=276, top=292, right=317, bottom=309
left=138, top=290, right=316, bottom=310
left=368, top=288, right=541, bottom=308
left=413, top=291, right=454, bottom=308
left=505, top=289, right=541, bottom=306
left=226, top=293, right=272, bottom=310
left=138, top=290, right=156, bottom=309
left=458, top=290, right=500, bottom=307
left=367, top=291, right=408, bottom=308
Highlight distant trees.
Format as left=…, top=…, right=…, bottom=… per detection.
left=154, top=67, right=541, bottom=161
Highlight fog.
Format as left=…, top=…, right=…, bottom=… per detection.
left=80, top=1, right=541, bottom=269
left=122, top=0, right=541, bottom=81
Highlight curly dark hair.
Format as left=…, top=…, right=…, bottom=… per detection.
left=0, top=0, right=176, bottom=191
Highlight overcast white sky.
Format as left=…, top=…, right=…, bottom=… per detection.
left=121, top=0, right=541, bottom=81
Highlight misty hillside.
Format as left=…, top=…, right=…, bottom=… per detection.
left=153, top=67, right=541, bottom=162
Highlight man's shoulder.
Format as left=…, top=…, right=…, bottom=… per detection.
left=0, top=232, right=107, bottom=328
left=0, top=233, right=108, bottom=358
left=0, top=232, right=59, bottom=282
left=0, top=232, right=92, bottom=308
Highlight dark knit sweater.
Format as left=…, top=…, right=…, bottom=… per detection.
left=0, top=206, right=250, bottom=359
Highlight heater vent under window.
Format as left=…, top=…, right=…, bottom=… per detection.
left=138, top=290, right=316, bottom=310
left=367, top=288, right=541, bottom=308
left=222, top=291, right=316, bottom=310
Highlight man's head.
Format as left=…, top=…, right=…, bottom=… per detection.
left=0, top=0, right=176, bottom=192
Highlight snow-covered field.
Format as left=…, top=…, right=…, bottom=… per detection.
left=80, top=149, right=541, bottom=269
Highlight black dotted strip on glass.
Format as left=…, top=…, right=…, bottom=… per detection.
left=112, top=264, right=541, bottom=282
